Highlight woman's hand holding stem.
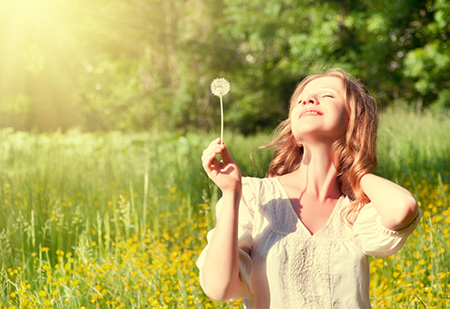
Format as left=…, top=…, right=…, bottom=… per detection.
left=200, top=138, right=242, bottom=301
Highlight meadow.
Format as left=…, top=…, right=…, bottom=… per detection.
left=0, top=106, right=449, bottom=308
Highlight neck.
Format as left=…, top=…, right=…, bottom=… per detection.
left=294, top=142, right=341, bottom=201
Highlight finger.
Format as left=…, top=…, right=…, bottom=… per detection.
left=202, top=144, right=225, bottom=162
left=202, top=150, right=221, bottom=173
left=219, top=144, right=235, bottom=163
left=207, top=138, right=221, bottom=148
left=203, top=139, right=223, bottom=156
left=201, top=139, right=226, bottom=173
left=209, top=156, right=221, bottom=173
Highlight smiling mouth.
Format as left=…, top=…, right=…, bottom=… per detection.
left=299, top=110, right=323, bottom=118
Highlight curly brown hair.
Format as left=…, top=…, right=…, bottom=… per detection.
left=257, top=68, right=378, bottom=225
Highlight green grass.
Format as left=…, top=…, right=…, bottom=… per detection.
left=0, top=106, right=449, bottom=308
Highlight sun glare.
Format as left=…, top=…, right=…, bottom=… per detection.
left=0, top=0, right=83, bottom=70
left=2, top=0, right=55, bottom=20
left=0, top=0, right=62, bottom=79
left=0, top=0, right=86, bottom=130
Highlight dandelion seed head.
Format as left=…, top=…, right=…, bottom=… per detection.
left=210, top=78, right=230, bottom=97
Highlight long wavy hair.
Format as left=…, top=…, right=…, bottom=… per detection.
left=257, top=68, right=378, bottom=225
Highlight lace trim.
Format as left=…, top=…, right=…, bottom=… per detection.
left=287, top=237, right=332, bottom=308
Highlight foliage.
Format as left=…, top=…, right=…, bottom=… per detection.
left=218, top=0, right=450, bottom=130
left=0, top=0, right=449, bottom=133
left=402, top=0, right=450, bottom=109
left=0, top=108, right=449, bottom=307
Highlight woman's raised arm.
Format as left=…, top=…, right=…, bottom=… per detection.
left=360, top=173, right=419, bottom=231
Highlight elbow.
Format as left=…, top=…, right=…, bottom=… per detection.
left=204, top=289, right=227, bottom=302
left=202, top=274, right=240, bottom=302
left=383, top=195, right=419, bottom=231
left=203, top=284, right=236, bottom=302
left=402, top=194, right=419, bottom=221
left=202, top=280, right=226, bottom=302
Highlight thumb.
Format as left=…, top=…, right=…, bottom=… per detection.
left=220, top=144, right=235, bottom=163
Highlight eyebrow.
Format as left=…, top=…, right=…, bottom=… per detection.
left=319, top=88, right=340, bottom=94
left=299, top=88, right=341, bottom=97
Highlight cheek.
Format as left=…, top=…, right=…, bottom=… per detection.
left=340, top=110, right=349, bottom=124
left=290, top=105, right=301, bottom=118
left=289, top=107, right=301, bottom=125
left=337, top=111, right=350, bottom=133
left=289, top=114, right=303, bottom=140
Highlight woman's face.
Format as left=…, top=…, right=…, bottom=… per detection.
left=290, top=76, right=349, bottom=144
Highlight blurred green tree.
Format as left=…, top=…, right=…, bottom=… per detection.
left=403, top=0, right=450, bottom=109
left=217, top=0, right=449, bottom=133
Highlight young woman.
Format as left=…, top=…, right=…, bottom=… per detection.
left=197, top=69, right=420, bottom=308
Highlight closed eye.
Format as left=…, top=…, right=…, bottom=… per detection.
left=322, top=94, right=334, bottom=98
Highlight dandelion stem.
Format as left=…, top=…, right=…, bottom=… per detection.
left=220, top=95, right=224, bottom=144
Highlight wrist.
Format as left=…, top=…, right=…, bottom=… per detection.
left=222, top=177, right=242, bottom=193
left=222, top=186, right=242, bottom=201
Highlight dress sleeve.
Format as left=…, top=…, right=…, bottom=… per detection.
left=352, top=202, right=421, bottom=257
left=196, top=178, right=256, bottom=300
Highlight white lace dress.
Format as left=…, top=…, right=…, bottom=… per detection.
left=197, top=177, right=421, bottom=309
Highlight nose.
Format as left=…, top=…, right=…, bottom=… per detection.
left=301, top=95, right=319, bottom=105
